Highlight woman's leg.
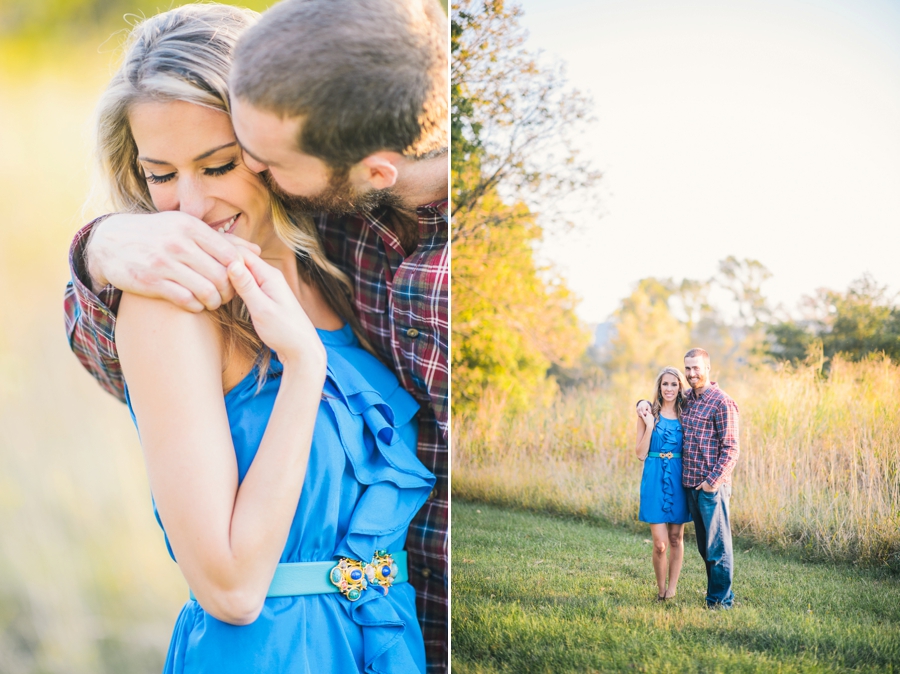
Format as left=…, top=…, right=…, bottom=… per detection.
left=649, top=523, right=669, bottom=597
left=665, top=523, right=685, bottom=598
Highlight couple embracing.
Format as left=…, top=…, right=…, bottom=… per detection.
left=635, top=348, right=740, bottom=609
left=63, top=1, right=447, bottom=672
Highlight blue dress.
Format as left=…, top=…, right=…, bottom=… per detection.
left=125, top=324, right=435, bottom=673
left=638, top=416, right=692, bottom=525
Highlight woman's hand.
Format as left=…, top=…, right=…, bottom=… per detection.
left=227, top=249, right=326, bottom=376
left=635, top=400, right=652, bottom=419
left=638, top=404, right=655, bottom=430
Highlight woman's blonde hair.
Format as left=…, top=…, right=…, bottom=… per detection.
left=650, top=366, right=690, bottom=421
left=94, top=4, right=371, bottom=378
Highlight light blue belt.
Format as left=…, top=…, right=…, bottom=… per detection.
left=648, top=452, right=681, bottom=459
left=189, top=550, right=408, bottom=601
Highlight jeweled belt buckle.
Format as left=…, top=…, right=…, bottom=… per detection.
left=329, top=558, right=368, bottom=601
left=329, top=550, right=399, bottom=601
left=660, top=452, right=673, bottom=459
left=368, top=550, right=399, bottom=595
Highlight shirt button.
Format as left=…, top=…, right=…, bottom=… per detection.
left=420, top=567, right=432, bottom=578
left=406, top=328, right=420, bottom=338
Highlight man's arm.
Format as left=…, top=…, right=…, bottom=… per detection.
left=65, top=218, right=126, bottom=401
left=64, top=212, right=261, bottom=400
left=707, top=397, right=740, bottom=488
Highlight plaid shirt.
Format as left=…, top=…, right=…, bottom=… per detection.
left=681, top=383, right=740, bottom=489
left=64, top=201, right=449, bottom=673
left=315, top=202, right=448, bottom=673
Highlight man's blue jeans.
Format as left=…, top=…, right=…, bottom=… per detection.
left=686, top=485, right=734, bottom=608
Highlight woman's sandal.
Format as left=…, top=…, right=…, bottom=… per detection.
left=657, top=594, right=667, bottom=602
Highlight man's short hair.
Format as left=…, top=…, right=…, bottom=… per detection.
left=231, top=0, right=448, bottom=169
left=684, top=347, right=711, bottom=365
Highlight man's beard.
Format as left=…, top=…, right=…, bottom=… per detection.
left=263, top=165, right=403, bottom=216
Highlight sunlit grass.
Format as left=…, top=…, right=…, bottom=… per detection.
left=452, top=502, right=900, bottom=673
left=452, top=358, right=900, bottom=570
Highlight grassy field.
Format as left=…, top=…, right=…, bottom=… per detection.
left=451, top=502, right=900, bottom=673
left=453, top=359, right=900, bottom=570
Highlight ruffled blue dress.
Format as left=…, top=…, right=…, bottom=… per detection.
left=125, top=324, right=434, bottom=673
left=638, top=416, right=692, bottom=525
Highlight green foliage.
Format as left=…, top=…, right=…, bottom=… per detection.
left=451, top=0, right=598, bottom=413
left=768, top=275, right=900, bottom=365
left=0, top=0, right=274, bottom=38
left=453, top=503, right=900, bottom=673
left=605, top=278, right=690, bottom=376
left=601, top=258, right=772, bottom=381
left=452, top=193, right=589, bottom=412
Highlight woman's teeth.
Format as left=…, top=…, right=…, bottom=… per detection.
left=217, top=213, right=239, bottom=233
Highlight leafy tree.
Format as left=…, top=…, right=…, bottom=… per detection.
left=451, top=0, right=599, bottom=239
left=767, top=275, right=900, bottom=364
left=452, top=193, right=588, bottom=410
left=605, top=278, right=690, bottom=376
left=451, top=0, right=597, bottom=413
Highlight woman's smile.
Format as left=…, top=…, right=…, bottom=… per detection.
left=208, top=213, right=241, bottom=234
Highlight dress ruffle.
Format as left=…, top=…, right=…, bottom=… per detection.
left=244, top=342, right=433, bottom=674
left=321, top=346, right=435, bottom=674
left=658, top=421, right=681, bottom=516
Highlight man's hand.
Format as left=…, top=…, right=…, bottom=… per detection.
left=695, top=481, right=716, bottom=492
left=86, top=211, right=262, bottom=312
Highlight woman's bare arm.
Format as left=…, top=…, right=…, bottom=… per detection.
left=117, top=272, right=324, bottom=625
left=634, top=402, right=654, bottom=460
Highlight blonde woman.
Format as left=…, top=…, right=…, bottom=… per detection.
left=635, top=367, right=692, bottom=601
left=71, top=5, right=433, bottom=672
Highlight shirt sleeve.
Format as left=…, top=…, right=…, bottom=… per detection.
left=706, top=397, right=740, bottom=488
left=64, top=216, right=126, bottom=402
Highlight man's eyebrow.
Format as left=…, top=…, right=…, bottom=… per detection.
left=138, top=141, right=238, bottom=165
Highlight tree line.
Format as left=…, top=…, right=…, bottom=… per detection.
left=452, top=0, right=899, bottom=413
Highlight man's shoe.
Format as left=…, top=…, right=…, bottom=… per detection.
left=705, top=602, right=732, bottom=610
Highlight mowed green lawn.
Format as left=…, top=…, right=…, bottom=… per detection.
left=451, top=502, right=900, bottom=673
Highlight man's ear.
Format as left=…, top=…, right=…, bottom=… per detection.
left=351, top=152, right=401, bottom=190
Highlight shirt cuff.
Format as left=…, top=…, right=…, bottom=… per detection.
left=705, top=473, right=722, bottom=489
left=69, top=215, right=122, bottom=316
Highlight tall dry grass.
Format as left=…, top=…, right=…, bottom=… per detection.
left=452, top=357, right=900, bottom=570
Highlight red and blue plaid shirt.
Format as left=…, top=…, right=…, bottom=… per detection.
left=681, top=383, right=740, bottom=489
left=64, top=200, right=449, bottom=673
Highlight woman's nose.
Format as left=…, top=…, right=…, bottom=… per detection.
left=176, top=175, right=212, bottom=219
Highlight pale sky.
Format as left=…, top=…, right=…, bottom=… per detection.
left=517, top=0, right=900, bottom=323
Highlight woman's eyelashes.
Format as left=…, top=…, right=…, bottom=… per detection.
left=145, top=171, right=175, bottom=184
left=204, top=160, right=237, bottom=177
left=144, top=160, right=238, bottom=184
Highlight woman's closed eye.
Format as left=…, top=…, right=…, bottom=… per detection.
left=204, top=160, right=237, bottom=177
left=146, top=171, right=176, bottom=184
left=145, top=161, right=238, bottom=184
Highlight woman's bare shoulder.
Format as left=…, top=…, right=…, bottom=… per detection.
left=116, top=294, right=224, bottom=373
left=117, top=294, right=218, bottom=341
